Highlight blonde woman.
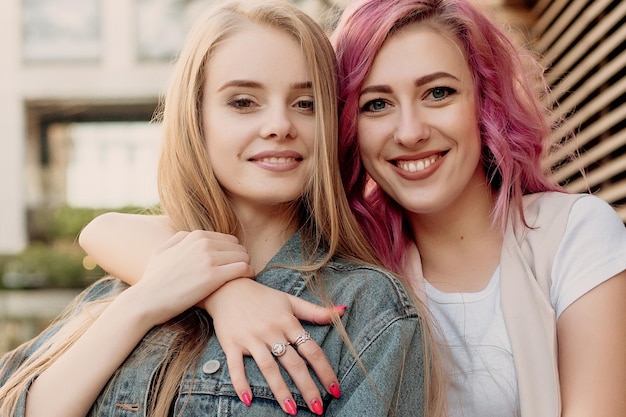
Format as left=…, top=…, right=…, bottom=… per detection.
left=0, top=1, right=444, bottom=416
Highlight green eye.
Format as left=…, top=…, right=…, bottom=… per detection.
left=432, top=88, right=447, bottom=100
left=371, top=100, right=386, bottom=111
left=360, top=99, right=387, bottom=113
left=429, top=86, right=457, bottom=101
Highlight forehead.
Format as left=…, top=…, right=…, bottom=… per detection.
left=365, top=26, right=471, bottom=85
left=207, top=23, right=310, bottom=86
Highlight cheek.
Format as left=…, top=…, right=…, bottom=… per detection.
left=357, top=120, right=381, bottom=158
left=357, top=131, right=376, bottom=169
left=357, top=138, right=383, bottom=185
left=299, top=119, right=317, bottom=150
left=466, top=121, right=483, bottom=157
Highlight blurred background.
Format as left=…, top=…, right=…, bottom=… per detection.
left=0, top=0, right=624, bottom=353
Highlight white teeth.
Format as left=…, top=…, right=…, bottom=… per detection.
left=396, top=155, right=440, bottom=173
left=259, top=157, right=295, bottom=164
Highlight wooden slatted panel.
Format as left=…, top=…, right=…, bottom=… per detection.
left=532, top=0, right=626, bottom=220
left=544, top=0, right=626, bottom=85
left=546, top=63, right=626, bottom=168
left=533, top=0, right=587, bottom=54
left=550, top=108, right=626, bottom=183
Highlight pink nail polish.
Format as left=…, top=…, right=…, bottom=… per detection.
left=311, top=399, right=324, bottom=415
left=241, top=391, right=252, bottom=407
left=333, top=305, right=347, bottom=311
left=284, top=398, right=298, bottom=415
left=329, top=382, right=341, bottom=399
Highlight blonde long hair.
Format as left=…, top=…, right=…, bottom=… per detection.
left=0, top=1, right=446, bottom=415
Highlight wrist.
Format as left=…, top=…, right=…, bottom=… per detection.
left=203, top=278, right=252, bottom=314
left=112, top=288, right=163, bottom=330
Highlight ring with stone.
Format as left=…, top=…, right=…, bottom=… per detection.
left=271, top=341, right=288, bottom=357
left=293, top=330, right=313, bottom=347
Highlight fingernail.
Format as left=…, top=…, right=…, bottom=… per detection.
left=241, top=391, right=252, bottom=407
left=284, top=398, right=298, bottom=415
left=333, top=305, right=347, bottom=311
left=311, top=399, right=324, bottom=415
left=329, top=382, right=341, bottom=398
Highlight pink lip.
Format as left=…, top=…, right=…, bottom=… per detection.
left=248, top=150, right=303, bottom=172
left=389, top=150, right=447, bottom=180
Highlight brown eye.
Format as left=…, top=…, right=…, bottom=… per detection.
left=295, top=99, right=315, bottom=112
left=229, top=98, right=255, bottom=108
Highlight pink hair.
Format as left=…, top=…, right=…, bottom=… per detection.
left=335, top=0, right=563, bottom=273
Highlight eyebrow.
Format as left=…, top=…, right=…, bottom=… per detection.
left=359, top=71, right=460, bottom=97
left=218, top=80, right=313, bottom=92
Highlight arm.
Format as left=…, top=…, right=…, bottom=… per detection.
left=79, top=212, right=177, bottom=284
left=551, top=197, right=626, bottom=416
left=26, top=232, right=239, bottom=417
left=558, top=270, right=626, bottom=417
left=79, top=212, right=343, bottom=413
left=80, top=212, right=255, bottom=288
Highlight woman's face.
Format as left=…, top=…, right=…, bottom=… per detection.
left=357, top=26, right=485, bottom=217
left=202, top=23, right=315, bottom=212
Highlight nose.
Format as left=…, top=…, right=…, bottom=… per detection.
left=393, top=107, right=430, bottom=147
left=260, top=106, right=297, bottom=140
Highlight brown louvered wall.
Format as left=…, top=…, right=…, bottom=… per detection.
left=532, top=0, right=626, bottom=220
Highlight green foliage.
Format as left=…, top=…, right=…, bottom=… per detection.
left=1, top=205, right=155, bottom=289
left=28, top=205, right=151, bottom=242
left=0, top=242, right=103, bottom=289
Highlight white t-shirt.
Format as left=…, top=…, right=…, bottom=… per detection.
left=424, top=195, right=626, bottom=417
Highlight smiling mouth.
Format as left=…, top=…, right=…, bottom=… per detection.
left=394, top=152, right=446, bottom=173
left=253, top=157, right=302, bottom=164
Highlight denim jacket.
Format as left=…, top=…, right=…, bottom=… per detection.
left=1, top=233, right=425, bottom=416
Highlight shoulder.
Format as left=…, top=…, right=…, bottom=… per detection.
left=522, top=192, right=586, bottom=221
left=522, top=192, right=622, bottom=230
left=318, top=260, right=425, bottom=403
left=519, top=192, right=609, bottom=233
left=322, top=259, right=419, bottom=319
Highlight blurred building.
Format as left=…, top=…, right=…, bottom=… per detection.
left=0, top=0, right=624, bottom=254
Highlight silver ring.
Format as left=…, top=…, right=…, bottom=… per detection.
left=293, top=330, right=312, bottom=347
left=271, top=342, right=288, bottom=357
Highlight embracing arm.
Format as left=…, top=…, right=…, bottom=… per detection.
left=25, top=232, right=232, bottom=417
left=79, top=212, right=343, bottom=414
left=79, top=212, right=177, bottom=284
left=25, top=289, right=155, bottom=417
left=557, top=270, right=626, bottom=417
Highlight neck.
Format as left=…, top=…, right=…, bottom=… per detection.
left=410, top=181, right=497, bottom=242
left=234, top=202, right=299, bottom=273
left=407, top=179, right=503, bottom=292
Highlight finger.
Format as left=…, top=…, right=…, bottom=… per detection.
left=203, top=249, right=251, bottom=268
left=155, top=230, right=189, bottom=252
left=291, top=333, right=340, bottom=399
left=187, top=229, right=241, bottom=243
left=250, top=345, right=299, bottom=416
left=224, top=347, right=253, bottom=407
left=288, top=295, right=346, bottom=325
left=276, top=346, right=325, bottom=415
left=190, top=234, right=250, bottom=256
left=187, top=230, right=249, bottom=251
left=215, top=262, right=255, bottom=279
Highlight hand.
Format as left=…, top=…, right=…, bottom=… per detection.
left=205, top=279, right=345, bottom=415
left=129, top=230, right=255, bottom=326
